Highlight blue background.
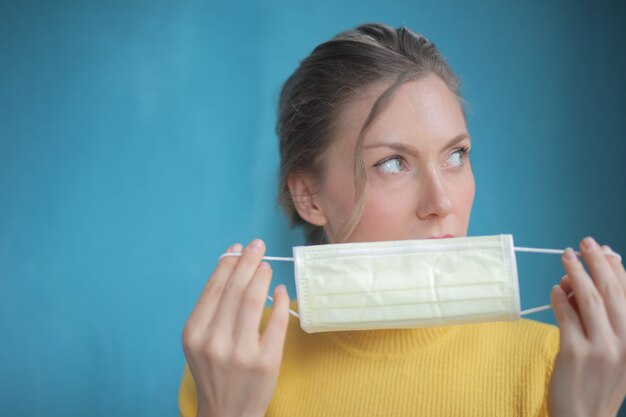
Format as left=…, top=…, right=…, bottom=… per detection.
left=1, top=0, right=625, bottom=415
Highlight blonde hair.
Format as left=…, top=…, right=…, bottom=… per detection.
left=276, top=23, right=462, bottom=244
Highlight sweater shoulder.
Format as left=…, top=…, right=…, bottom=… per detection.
left=178, top=362, right=197, bottom=417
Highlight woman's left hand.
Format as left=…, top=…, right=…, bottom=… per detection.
left=548, top=236, right=626, bottom=417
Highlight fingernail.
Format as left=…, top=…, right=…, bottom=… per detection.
left=602, top=245, right=622, bottom=261
left=277, top=284, right=287, bottom=293
left=248, top=239, right=264, bottom=251
left=228, top=243, right=243, bottom=253
left=564, top=247, right=577, bottom=261
left=259, top=261, right=270, bottom=269
left=560, top=274, right=567, bottom=282
left=583, top=237, right=597, bottom=251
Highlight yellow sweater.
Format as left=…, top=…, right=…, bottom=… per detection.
left=179, top=300, right=560, bottom=417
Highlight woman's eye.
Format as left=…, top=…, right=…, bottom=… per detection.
left=447, top=147, right=470, bottom=167
left=376, top=157, right=406, bottom=174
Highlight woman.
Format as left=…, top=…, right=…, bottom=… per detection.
left=179, top=23, right=626, bottom=416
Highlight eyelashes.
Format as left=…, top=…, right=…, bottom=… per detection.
left=458, top=145, right=471, bottom=156
left=454, top=146, right=472, bottom=163
left=448, top=145, right=472, bottom=163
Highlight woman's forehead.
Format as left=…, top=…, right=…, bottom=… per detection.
left=333, top=76, right=467, bottom=151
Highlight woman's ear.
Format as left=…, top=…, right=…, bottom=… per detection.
left=287, top=174, right=328, bottom=227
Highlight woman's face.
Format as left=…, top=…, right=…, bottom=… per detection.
left=316, top=74, right=475, bottom=243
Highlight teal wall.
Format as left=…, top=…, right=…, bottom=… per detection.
left=1, top=0, right=625, bottom=415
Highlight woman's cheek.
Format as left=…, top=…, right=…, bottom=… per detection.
left=359, top=187, right=415, bottom=234
left=456, top=172, right=475, bottom=215
left=321, top=170, right=357, bottom=223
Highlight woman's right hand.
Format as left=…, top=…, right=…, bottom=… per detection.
left=182, top=239, right=291, bottom=417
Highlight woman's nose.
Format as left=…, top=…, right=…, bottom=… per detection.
left=415, top=169, right=453, bottom=220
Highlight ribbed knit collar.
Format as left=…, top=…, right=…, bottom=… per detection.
left=289, top=300, right=457, bottom=357
left=327, top=326, right=457, bottom=358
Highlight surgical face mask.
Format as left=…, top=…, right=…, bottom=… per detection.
left=220, top=234, right=621, bottom=333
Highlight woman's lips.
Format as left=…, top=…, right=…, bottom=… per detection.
left=427, top=234, right=455, bottom=239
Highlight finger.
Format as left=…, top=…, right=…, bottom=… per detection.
left=260, top=285, right=290, bottom=362
left=551, top=283, right=586, bottom=347
left=186, top=243, right=243, bottom=331
left=211, top=239, right=266, bottom=335
left=579, top=237, right=626, bottom=336
left=601, top=245, right=626, bottom=337
left=559, top=274, right=572, bottom=293
left=581, top=237, right=621, bottom=295
left=559, top=274, right=580, bottom=315
left=562, top=246, right=613, bottom=341
left=234, top=261, right=273, bottom=346
left=603, top=245, right=626, bottom=293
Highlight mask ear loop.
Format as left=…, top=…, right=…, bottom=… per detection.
left=515, top=246, right=622, bottom=316
left=219, top=253, right=294, bottom=262
left=219, top=253, right=299, bottom=319
left=519, top=292, right=575, bottom=315
left=219, top=246, right=622, bottom=319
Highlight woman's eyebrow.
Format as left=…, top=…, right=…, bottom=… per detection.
left=363, top=134, right=470, bottom=158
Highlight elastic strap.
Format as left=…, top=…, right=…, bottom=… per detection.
left=219, top=253, right=295, bottom=262
left=219, top=246, right=621, bottom=262
left=520, top=292, right=575, bottom=316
